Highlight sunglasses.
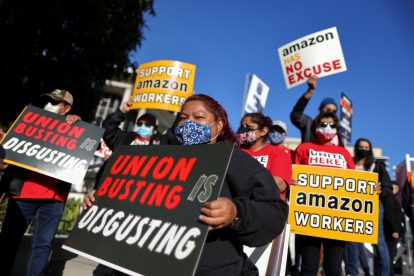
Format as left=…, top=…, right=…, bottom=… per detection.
left=319, top=122, right=336, bottom=128
left=137, top=122, right=152, bottom=127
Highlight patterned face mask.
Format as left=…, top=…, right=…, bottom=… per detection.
left=237, top=127, right=257, bottom=148
left=175, top=120, right=217, bottom=145
left=268, top=131, right=286, bottom=145
left=136, top=125, right=153, bottom=138
left=315, top=126, right=337, bottom=142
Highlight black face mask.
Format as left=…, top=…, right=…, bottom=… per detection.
left=355, top=149, right=370, bottom=159
left=237, top=127, right=257, bottom=148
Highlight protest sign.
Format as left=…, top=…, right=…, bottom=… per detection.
left=278, top=27, right=347, bottom=89
left=131, top=60, right=196, bottom=112
left=242, top=74, right=270, bottom=114
left=339, top=93, right=353, bottom=142
left=0, top=105, right=104, bottom=185
left=63, top=143, right=234, bottom=276
left=288, top=164, right=379, bottom=243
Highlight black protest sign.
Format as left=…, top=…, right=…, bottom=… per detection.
left=0, top=105, right=104, bottom=185
left=339, top=93, right=352, bottom=142
left=63, top=143, right=234, bottom=276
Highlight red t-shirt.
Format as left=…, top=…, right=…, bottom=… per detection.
left=13, top=172, right=68, bottom=202
left=294, top=142, right=355, bottom=169
left=242, top=144, right=292, bottom=186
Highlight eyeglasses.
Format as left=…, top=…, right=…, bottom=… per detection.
left=137, top=122, right=152, bottom=127
left=319, top=122, right=336, bottom=128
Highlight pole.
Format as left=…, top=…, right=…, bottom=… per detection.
left=265, top=224, right=291, bottom=276
left=240, top=73, right=251, bottom=119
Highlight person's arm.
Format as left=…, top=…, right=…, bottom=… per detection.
left=274, top=176, right=287, bottom=194
left=384, top=195, right=405, bottom=238
left=65, top=114, right=81, bottom=124
left=102, top=98, right=133, bottom=149
left=290, top=75, right=318, bottom=130
left=344, top=150, right=355, bottom=169
left=376, top=161, right=392, bottom=199
left=229, top=168, right=288, bottom=247
left=198, top=150, right=288, bottom=247
left=269, top=147, right=292, bottom=194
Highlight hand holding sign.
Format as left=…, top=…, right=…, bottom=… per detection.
left=199, top=197, right=237, bottom=231
left=82, top=190, right=96, bottom=210
left=307, top=75, right=318, bottom=91
left=65, top=114, right=82, bottom=124
left=120, top=97, right=133, bottom=114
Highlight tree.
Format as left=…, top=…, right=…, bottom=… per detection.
left=0, top=0, right=155, bottom=125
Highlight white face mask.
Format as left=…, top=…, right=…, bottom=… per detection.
left=44, top=102, right=62, bottom=114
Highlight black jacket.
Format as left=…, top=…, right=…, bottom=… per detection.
left=373, top=161, right=393, bottom=201
left=196, top=147, right=288, bottom=275
left=383, top=193, right=405, bottom=239
left=102, top=110, right=161, bottom=151
left=290, top=95, right=344, bottom=146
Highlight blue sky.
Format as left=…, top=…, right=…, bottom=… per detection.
left=132, top=0, right=414, bottom=172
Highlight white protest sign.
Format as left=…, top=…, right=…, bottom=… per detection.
left=242, top=74, right=270, bottom=114
left=278, top=27, right=347, bottom=89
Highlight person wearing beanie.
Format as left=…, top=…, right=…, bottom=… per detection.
left=318, top=97, right=338, bottom=112
left=290, top=75, right=344, bottom=146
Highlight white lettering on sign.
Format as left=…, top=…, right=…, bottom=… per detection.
left=308, top=149, right=347, bottom=168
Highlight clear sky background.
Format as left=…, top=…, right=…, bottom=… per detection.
left=132, top=0, right=414, bottom=173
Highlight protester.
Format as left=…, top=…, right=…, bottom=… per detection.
left=83, top=94, right=288, bottom=275
left=268, top=119, right=296, bottom=186
left=268, top=120, right=288, bottom=146
left=290, top=75, right=344, bottom=146
left=0, top=89, right=81, bottom=275
left=102, top=97, right=159, bottom=150
left=294, top=111, right=355, bottom=275
left=401, top=170, right=414, bottom=248
left=265, top=118, right=299, bottom=275
left=383, top=180, right=405, bottom=276
left=237, top=113, right=292, bottom=196
left=345, top=138, right=378, bottom=276
left=352, top=138, right=393, bottom=276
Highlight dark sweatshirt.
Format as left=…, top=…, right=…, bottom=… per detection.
left=196, top=147, right=288, bottom=275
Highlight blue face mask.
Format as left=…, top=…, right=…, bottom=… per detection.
left=136, top=125, right=153, bottom=138
left=175, top=120, right=217, bottom=145
left=268, top=131, right=286, bottom=145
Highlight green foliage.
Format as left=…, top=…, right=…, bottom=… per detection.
left=0, top=196, right=8, bottom=225
left=0, top=0, right=155, bottom=124
left=58, top=197, right=82, bottom=233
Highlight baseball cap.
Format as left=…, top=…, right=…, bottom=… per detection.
left=41, top=89, right=73, bottom=106
left=137, top=113, right=158, bottom=127
left=272, top=120, right=287, bottom=135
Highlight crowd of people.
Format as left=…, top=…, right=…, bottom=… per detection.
left=0, top=75, right=412, bottom=276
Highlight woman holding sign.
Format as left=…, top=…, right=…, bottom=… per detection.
left=176, top=94, right=288, bottom=275
left=84, top=94, right=289, bottom=275
left=294, top=111, right=355, bottom=276
left=352, top=138, right=393, bottom=276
